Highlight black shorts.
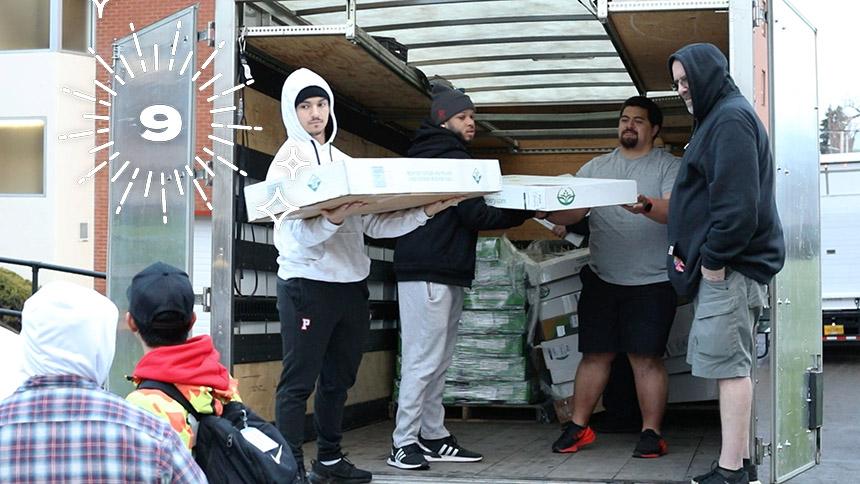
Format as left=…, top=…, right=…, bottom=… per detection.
left=577, top=265, right=678, bottom=356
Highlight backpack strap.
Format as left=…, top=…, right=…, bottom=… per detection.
left=137, top=379, right=200, bottom=419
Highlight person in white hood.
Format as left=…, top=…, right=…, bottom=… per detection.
left=267, top=68, right=459, bottom=484
left=0, top=326, right=24, bottom=400
left=0, top=282, right=205, bottom=483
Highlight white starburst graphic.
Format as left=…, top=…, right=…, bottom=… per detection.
left=273, top=145, right=311, bottom=181
left=59, top=19, right=259, bottom=224
left=256, top=186, right=299, bottom=229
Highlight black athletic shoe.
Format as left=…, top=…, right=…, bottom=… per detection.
left=308, top=456, right=372, bottom=484
left=551, top=422, right=596, bottom=453
left=418, top=434, right=483, bottom=462
left=691, top=463, right=750, bottom=484
left=743, top=458, right=760, bottom=484
left=294, top=462, right=309, bottom=484
left=386, top=443, right=430, bottom=470
left=632, top=429, right=668, bottom=458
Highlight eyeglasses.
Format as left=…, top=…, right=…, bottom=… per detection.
left=672, top=76, right=689, bottom=91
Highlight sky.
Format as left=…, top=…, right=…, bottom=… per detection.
left=790, top=0, right=860, bottom=112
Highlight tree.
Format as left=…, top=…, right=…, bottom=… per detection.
left=0, top=268, right=31, bottom=333
left=820, top=104, right=860, bottom=154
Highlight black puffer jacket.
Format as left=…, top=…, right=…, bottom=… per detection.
left=394, top=121, right=533, bottom=287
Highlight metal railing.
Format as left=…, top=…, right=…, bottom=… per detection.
left=0, top=257, right=106, bottom=323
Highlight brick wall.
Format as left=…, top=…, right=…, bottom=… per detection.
left=94, top=0, right=214, bottom=293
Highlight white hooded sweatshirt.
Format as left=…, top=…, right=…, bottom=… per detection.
left=266, top=68, right=429, bottom=283
left=20, top=281, right=119, bottom=386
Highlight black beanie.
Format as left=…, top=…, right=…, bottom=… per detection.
left=295, top=85, right=329, bottom=106
left=430, top=84, right=474, bottom=124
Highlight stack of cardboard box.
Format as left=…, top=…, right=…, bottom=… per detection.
left=519, top=243, right=592, bottom=421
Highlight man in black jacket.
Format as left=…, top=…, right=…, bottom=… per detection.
left=387, top=84, right=535, bottom=470
left=668, top=43, right=785, bottom=484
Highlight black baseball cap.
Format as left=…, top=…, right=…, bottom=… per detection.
left=127, top=262, right=194, bottom=329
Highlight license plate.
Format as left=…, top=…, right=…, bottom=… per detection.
left=824, top=324, right=844, bottom=336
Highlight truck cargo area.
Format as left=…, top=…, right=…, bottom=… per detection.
left=304, top=406, right=723, bottom=483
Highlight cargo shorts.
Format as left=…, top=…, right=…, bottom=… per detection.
left=687, top=269, right=767, bottom=379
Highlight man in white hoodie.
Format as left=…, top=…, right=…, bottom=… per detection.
left=267, top=68, right=459, bottom=484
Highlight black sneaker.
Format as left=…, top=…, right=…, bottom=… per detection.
left=743, top=458, right=760, bottom=484
left=294, top=462, right=308, bottom=484
left=632, top=429, right=668, bottom=458
left=387, top=443, right=430, bottom=470
left=691, top=464, right=750, bottom=484
left=551, top=422, right=596, bottom=453
left=308, top=456, right=372, bottom=484
left=418, top=434, right=483, bottom=462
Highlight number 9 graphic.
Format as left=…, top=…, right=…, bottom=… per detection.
left=140, top=104, right=182, bottom=142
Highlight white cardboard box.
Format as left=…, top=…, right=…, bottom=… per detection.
left=539, top=333, right=582, bottom=384
left=539, top=292, right=581, bottom=321
left=524, top=248, right=590, bottom=286
left=539, top=275, right=582, bottom=301
left=244, top=158, right=502, bottom=222
left=484, top=174, right=637, bottom=211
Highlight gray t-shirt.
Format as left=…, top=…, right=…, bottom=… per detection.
left=577, top=147, right=680, bottom=286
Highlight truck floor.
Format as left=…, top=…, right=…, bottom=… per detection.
left=303, top=406, right=722, bottom=483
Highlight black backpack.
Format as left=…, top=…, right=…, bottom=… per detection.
left=137, top=380, right=297, bottom=484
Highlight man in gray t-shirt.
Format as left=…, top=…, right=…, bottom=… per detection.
left=547, top=96, right=680, bottom=459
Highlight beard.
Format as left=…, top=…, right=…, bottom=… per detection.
left=619, top=131, right=638, bottom=149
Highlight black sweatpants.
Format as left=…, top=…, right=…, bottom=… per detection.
left=275, top=277, right=370, bottom=462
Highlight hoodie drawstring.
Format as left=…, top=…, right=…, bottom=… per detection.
left=310, top=140, right=321, bottom=165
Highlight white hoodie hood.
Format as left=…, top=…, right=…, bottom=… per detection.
left=20, top=281, right=118, bottom=386
left=281, top=67, right=338, bottom=148
left=266, top=68, right=429, bottom=283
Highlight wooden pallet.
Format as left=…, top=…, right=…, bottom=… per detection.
left=389, top=400, right=556, bottom=423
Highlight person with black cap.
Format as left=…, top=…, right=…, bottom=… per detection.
left=125, top=261, right=242, bottom=452
left=388, top=83, right=538, bottom=471
left=265, top=68, right=460, bottom=484
left=669, top=43, right=784, bottom=484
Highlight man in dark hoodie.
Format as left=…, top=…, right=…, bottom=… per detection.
left=667, top=43, right=785, bottom=484
left=388, top=84, right=537, bottom=470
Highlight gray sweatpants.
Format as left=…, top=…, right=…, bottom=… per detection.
left=393, top=281, right=464, bottom=448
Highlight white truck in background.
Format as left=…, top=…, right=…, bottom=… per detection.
left=820, top=152, right=860, bottom=343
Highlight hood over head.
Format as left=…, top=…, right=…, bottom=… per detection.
left=132, top=335, right=231, bottom=390
left=21, top=281, right=118, bottom=385
left=281, top=67, right=337, bottom=145
left=668, top=43, right=739, bottom=121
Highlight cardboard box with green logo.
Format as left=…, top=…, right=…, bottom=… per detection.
left=244, top=157, right=502, bottom=221
left=484, top=174, right=637, bottom=211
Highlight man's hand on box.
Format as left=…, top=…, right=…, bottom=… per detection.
left=551, top=225, right=568, bottom=239
left=321, top=201, right=367, bottom=225
left=622, top=194, right=653, bottom=215
left=424, top=196, right=467, bottom=217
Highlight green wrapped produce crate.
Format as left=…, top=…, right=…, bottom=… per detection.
left=448, top=355, right=528, bottom=382
left=473, top=260, right=526, bottom=288
left=454, top=334, right=524, bottom=357
left=475, top=237, right=502, bottom=261
left=443, top=380, right=535, bottom=404
left=463, top=286, right=526, bottom=310
left=458, top=310, right=527, bottom=335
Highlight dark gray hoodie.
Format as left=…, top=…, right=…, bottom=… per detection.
left=666, top=43, right=785, bottom=296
